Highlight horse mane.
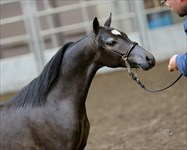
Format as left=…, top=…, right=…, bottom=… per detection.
left=6, top=42, right=73, bottom=108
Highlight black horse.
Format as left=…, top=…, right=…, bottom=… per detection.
left=0, top=14, right=155, bottom=150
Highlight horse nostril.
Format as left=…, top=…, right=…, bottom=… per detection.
left=146, top=56, right=153, bottom=64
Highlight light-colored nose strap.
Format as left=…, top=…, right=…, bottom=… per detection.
left=122, top=56, right=132, bottom=75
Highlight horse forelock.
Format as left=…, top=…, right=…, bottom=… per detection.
left=7, top=42, right=74, bottom=108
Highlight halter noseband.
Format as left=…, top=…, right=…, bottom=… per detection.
left=101, top=41, right=138, bottom=61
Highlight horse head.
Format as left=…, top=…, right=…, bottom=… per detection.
left=93, top=13, right=155, bottom=71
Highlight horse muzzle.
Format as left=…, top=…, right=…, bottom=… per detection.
left=127, top=47, right=156, bottom=71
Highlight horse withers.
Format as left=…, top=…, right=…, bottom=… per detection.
left=0, top=14, right=155, bottom=150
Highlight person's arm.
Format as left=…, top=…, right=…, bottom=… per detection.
left=168, top=53, right=187, bottom=77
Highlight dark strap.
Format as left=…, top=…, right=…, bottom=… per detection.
left=123, top=42, right=137, bottom=58
left=101, top=42, right=138, bottom=58
left=129, top=71, right=182, bottom=92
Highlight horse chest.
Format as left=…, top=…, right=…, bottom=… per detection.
left=29, top=105, right=90, bottom=149
left=1, top=106, right=89, bottom=150
left=52, top=105, right=90, bottom=145
left=54, top=106, right=90, bottom=149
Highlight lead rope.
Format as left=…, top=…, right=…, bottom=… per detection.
left=122, top=56, right=183, bottom=92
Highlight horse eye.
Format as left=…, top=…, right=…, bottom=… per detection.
left=107, top=41, right=117, bottom=47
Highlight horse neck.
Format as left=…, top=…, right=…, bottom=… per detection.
left=47, top=33, right=99, bottom=106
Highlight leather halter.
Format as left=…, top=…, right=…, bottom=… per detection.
left=94, top=35, right=182, bottom=92
left=102, top=42, right=138, bottom=60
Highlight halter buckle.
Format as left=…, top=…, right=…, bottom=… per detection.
left=121, top=55, right=128, bottom=61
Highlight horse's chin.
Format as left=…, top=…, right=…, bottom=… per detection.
left=137, top=64, right=154, bottom=71
left=126, top=63, right=153, bottom=71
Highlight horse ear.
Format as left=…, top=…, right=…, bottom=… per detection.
left=93, top=17, right=100, bottom=34
left=104, top=13, right=112, bottom=27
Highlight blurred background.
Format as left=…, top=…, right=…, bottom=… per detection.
left=0, top=1, right=186, bottom=149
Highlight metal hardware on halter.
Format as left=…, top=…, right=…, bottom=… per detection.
left=121, top=42, right=137, bottom=75
left=122, top=56, right=132, bottom=75
left=100, top=41, right=138, bottom=60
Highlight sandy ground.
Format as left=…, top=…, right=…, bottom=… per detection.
left=85, top=61, right=186, bottom=150
left=1, top=61, right=187, bottom=150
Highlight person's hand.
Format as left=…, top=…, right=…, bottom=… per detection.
left=168, top=54, right=178, bottom=72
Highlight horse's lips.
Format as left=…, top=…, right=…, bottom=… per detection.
left=138, top=64, right=150, bottom=71
left=138, top=66, right=145, bottom=71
